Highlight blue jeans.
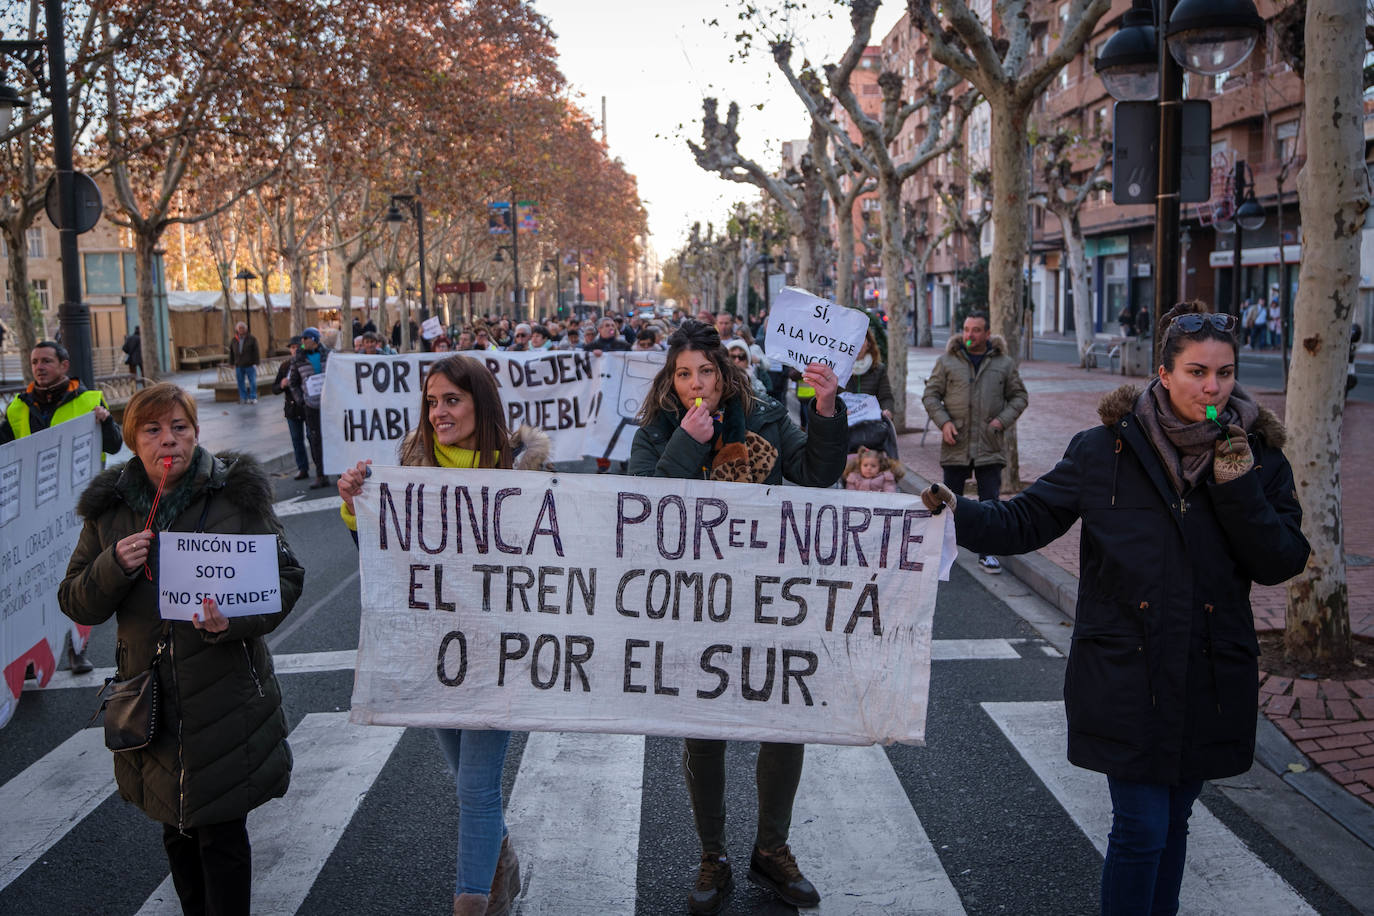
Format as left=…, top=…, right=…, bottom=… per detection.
left=285, top=414, right=309, bottom=474
left=1101, top=777, right=1204, bottom=916
left=433, top=728, right=512, bottom=895
left=235, top=365, right=257, bottom=402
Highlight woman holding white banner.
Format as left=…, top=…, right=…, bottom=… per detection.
left=336, top=355, right=548, bottom=916
left=629, top=319, right=847, bottom=914
left=59, top=382, right=305, bottom=916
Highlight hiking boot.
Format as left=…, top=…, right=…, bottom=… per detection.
left=452, top=893, right=487, bottom=916
left=687, top=852, right=732, bottom=915
left=978, top=555, right=1002, bottom=574
left=748, top=844, right=819, bottom=908
left=486, top=836, right=520, bottom=916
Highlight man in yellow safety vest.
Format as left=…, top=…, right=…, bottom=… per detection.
left=2, top=340, right=124, bottom=673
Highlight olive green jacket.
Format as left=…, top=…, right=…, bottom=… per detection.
left=921, top=334, right=1029, bottom=468
left=59, top=450, right=304, bottom=828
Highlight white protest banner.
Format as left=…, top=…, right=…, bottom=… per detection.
left=157, top=534, right=282, bottom=621
left=839, top=392, right=882, bottom=426
left=421, top=316, right=443, bottom=340
left=350, top=466, right=948, bottom=746
left=0, top=415, right=100, bottom=728
left=320, top=351, right=603, bottom=473
left=763, top=287, right=871, bottom=385
left=585, top=350, right=665, bottom=462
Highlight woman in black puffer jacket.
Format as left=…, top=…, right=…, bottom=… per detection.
left=925, top=302, right=1309, bottom=916
left=60, top=383, right=304, bottom=916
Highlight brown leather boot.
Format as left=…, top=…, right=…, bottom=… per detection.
left=452, top=893, right=487, bottom=916
left=485, top=836, right=520, bottom=916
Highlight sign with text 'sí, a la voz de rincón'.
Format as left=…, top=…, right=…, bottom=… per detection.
left=763, top=287, right=871, bottom=386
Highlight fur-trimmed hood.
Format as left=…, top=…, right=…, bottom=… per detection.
left=1097, top=383, right=1287, bottom=449
left=945, top=333, right=1009, bottom=357
left=76, top=450, right=271, bottom=520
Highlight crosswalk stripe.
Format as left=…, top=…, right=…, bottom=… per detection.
left=506, top=731, right=645, bottom=915
left=930, top=638, right=1021, bottom=660
left=791, top=744, right=967, bottom=914
left=134, top=712, right=404, bottom=916
left=271, top=495, right=342, bottom=518
left=29, top=640, right=1037, bottom=694
left=0, top=727, right=114, bottom=891
left=981, top=701, right=1318, bottom=916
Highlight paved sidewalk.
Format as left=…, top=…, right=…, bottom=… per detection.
left=892, top=345, right=1374, bottom=819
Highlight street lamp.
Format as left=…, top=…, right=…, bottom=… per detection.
left=0, top=0, right=94, bottom=386
left=386, top=182, right=428, bottom=323
left=1215, top=160, right=1265, bottom=319
left=1095, top=0, right=1263, bottom=356
left=235, top=268, right=257, bottom=341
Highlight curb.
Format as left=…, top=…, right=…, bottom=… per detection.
left=897, top=458, right=1374, bottom=852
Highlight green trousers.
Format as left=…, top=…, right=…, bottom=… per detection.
left=682, top=738, right=804, bottom=854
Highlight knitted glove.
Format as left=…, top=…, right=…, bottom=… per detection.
left=922, top=483, right=957, bottom=515
left=1213, top=426, right=1254, bottom=483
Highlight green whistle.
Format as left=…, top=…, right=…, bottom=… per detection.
left=964, top=338, right=972, bottom=348
left=1205, top=405, right=1218, bottom=421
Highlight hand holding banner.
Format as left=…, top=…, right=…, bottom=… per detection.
left=763, top=287, right=871, bottom=386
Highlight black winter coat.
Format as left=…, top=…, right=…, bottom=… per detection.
left=60, top=450, right=305, bottom=828
left=954, top=384, right=1309, bottom=784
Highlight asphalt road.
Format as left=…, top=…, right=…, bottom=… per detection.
left=4, top=466, right=1371, bottom=915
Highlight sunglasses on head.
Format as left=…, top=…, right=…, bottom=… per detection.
left=730, top=352, right=748, bottom=362
left=1170, top=313, right=1237, bottom=333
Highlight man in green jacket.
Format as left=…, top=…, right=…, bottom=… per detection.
left=921, top=312, right=1028, bottom=573
left=2, top=340, right=124, bottom=672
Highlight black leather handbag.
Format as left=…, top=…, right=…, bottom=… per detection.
left=94, top=636, right=166, bottom=753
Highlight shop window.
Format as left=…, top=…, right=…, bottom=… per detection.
left=85, top=252, right=124, bottom=295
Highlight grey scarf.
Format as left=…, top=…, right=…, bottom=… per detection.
left=1133, top=379, right=1259, bottom=494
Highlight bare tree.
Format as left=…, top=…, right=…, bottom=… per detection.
left=775, top=0, right=976, bottom=430
left=1031, top=129, right=1111, bottom=366
left=1281, top=0, right=1370, bottom=664
left=909, top=0, right=1110, bottom=478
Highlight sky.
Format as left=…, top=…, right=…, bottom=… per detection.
left=534, top=0, right=905, bottom=258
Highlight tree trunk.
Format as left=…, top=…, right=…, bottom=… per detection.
left=736, top=239, right=751, bottom=320
left=3, top=225, right=39, bottom=380
left=134, top=230, right=162, bottom=378
left=878, top=168, right=909, bottom=431
left=1283, top=0, right=1366, bottom=664
left=289, top=254, right=309, bottom=339
left=835, top=202, right=857, bottom=310
left=339, top=262, right=355, bottom=352
left=987, top=93, right=1030, bottom=489
left=378, top=271, right=390, bottom=338
left=259, top=275, right=277, bottom=356
left=1062, top=209, right=1094, bottom=366
left=217, top=267, right=234, bottom=351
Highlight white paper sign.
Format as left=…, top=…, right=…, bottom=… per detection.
left=421, top=316, right=443, bottom=340
left=839, top=392, right=882, bottom=426
left=585, top=350, right=665, bottom=461
left=305, top=373, right=326, bottom=399
left=349, top=466, right=946, bottom=746
left=0, top=416, right=100, bottom=728
left=158, top=533, right=282, bottom=621
left=763, top=287, right=871, bottom=386
left=320, top=352, right=608, bottom=473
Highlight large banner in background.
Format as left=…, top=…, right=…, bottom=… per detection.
left=321, top=351, right=662, bottom=472
left=586, top=350, right=665, bottom=462
left=349, top=466, right=952, bottom=745
left=0, top=415, right=99, bottom=728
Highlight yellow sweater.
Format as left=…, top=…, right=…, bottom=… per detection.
left=339, top=441, right=483, bottom=531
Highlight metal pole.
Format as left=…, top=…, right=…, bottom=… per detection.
left=1152, top=0, right=1181, bottom=367
left=47, top=0, right=92, bottom=386
left=1229, top=161, right=1244, bottom=319
left=413, top=181, right=428, bottom=322
left=510, top=194, right=520, bottom=319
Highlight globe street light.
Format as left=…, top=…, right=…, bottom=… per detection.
left=1095, top=0, right=1263, bottom=357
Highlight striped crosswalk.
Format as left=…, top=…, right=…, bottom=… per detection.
left=0, top=694, right=1320, bottom=915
